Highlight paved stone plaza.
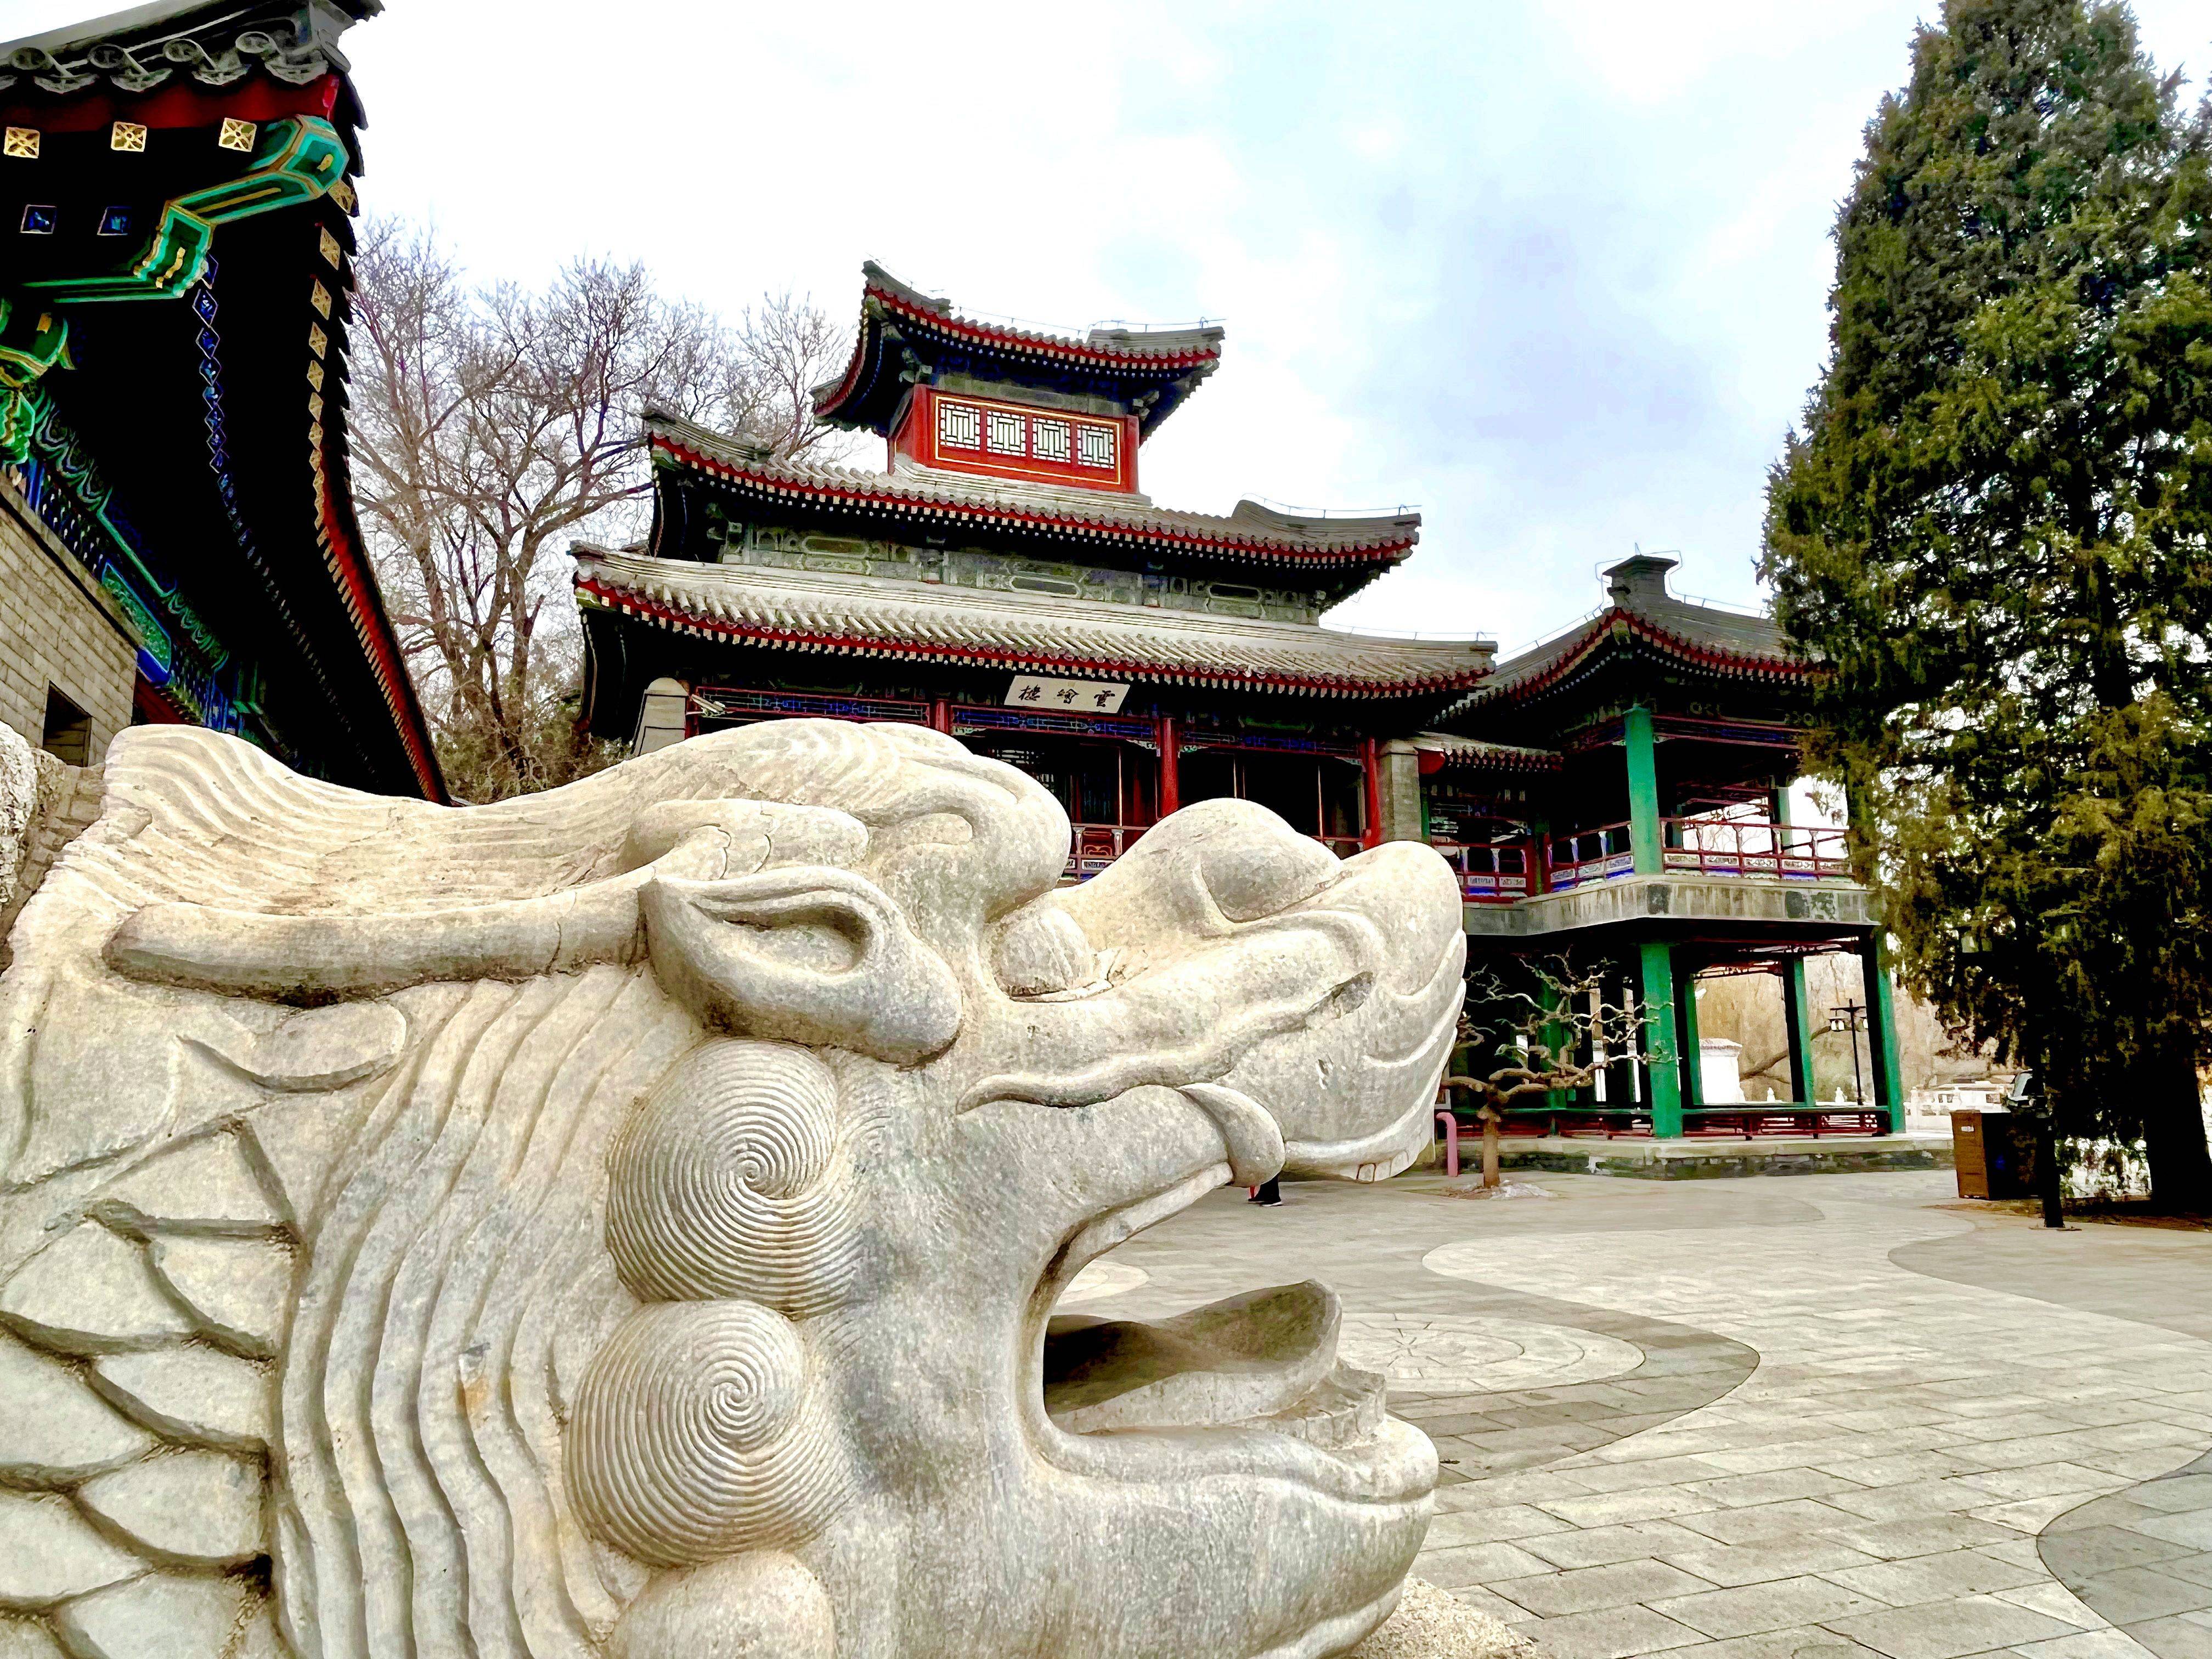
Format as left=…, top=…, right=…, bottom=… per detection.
left=1084, top=1170, right=2212, bottom=1659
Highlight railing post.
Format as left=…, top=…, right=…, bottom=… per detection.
left=1859, top=933, right=1908, bottom=1134
left=1783, top=957, right=1818, bottom=1107
left=1675, top=954, right=1704, bottom=1111
left=1156, top=715, right=1180, bottom=816
left=1359, top=737, right=1382, bottom=850
left=1624, top=705, right=1664, bottom=876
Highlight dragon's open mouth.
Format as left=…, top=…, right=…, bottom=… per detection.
left=1045, top=1279, right=1385, bottom=1446
left=995, top=828, right=1464, bottom=1530
left=1014, top=1094, right=1442, bottom=1502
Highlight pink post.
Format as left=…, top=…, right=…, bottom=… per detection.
left=1435, top=1108, right=1459, bottom=1178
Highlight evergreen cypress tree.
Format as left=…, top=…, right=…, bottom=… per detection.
left=1764, top=0, right=2212, bottom=1203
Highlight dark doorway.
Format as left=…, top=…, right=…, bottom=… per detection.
left=41, top=687, right=91, bottom=766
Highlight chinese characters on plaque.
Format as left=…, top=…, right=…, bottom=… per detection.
left=1003, top=676, right=1130, bottom=713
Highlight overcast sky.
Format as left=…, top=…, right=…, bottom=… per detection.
left=5, top=1, right=2206, bottom=651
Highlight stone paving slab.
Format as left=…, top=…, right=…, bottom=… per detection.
left=1109, top=1169, right=2212, bottom=1659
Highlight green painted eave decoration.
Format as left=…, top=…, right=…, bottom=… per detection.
left=99, top=565, right=173, bottom=676
left=0, top=299, right=72, bottom=459
left=11, top=385, right=229, bottom=667
left=0, top=298, right=72, bottom=390
left=22, top=117, right=348, bottom=306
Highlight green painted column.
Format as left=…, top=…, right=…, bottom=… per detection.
left=1783, top=958, right=1818, bottom=1106
left=1624, top=704, right=1664, bottom=876
left=1675, top=956, right=1703, bottom=1111
left=1859, top=934, right=1908, bottom=1132
left=1637, top=939, right=1683, bottom=1137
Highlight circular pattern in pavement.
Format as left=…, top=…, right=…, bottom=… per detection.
left=1334, top=1308, right=1644, bottom=1393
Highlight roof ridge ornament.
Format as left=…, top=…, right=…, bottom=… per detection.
left=85, top=40, right=170, bottom=92
left=5, top=45, right=95, bottom=95
left=162, top=33, right=252, bottom=86
left=1, top=2, right=374, bottom=97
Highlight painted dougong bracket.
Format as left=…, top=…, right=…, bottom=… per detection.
left=21, top=116, right=348, bottom=305
left=0, top=298, right=71, bottom=388
left=0, top=299, right=73, bottom=464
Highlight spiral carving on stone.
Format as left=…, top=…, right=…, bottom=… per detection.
left=605, top=1041, right=861, bottom=1315
left=567, top=1300, right=851, bottom=1567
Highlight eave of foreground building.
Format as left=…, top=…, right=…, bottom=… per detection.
left=574, top=548, right=1495, bottom=698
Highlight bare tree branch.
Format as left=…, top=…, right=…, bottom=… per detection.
left=1443, top=956, right=1662, bottom=1110
left=349, top=221, right=857, bottom=800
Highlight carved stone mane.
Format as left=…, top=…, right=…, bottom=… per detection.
left=0, top=719, right=1464, bottom=1659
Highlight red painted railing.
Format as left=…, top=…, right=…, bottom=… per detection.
left=1515, top=819, right=1853, bottom=893
left=1065, top=826, right=1368, bottom=881
left=1466, top=1105, right=1893, bottom=1139
left=1663, top=818, right=1851, bottom=881
left=1434, top=841, right=1533, bottom=902
left=1066, top=823, right=1146, bottom=880
left=1545, top=823, right=1635, bottom=890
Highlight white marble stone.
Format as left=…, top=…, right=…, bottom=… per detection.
left=1697, top=1036, right=1746, bottom=1103
left=0, top=1616, right=66, bottom=1659
left=92, top=1132, right=285, bottom=1238
left=74, top=1450, right=264, bottom=1567
left=48, top=1574, right=244, bottom=1659
left=145, top=1236, right=289, bottom=1358
left=0, top=721, right=1466, bottom=1657
left=0, top=1224, right=194, bottom=1356
left=0, top=1335, right=157, bottom=1487
left=88, top=1348, right=269, bottom=1454
left=0, top=1493, right=143, bottom=1609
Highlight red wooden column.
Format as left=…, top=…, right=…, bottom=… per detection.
left=929, top=697, right=952, bottom=734
left=1360, top=737, right=1383, bottom=849
left=1156, top=715, right=1181, bottom=816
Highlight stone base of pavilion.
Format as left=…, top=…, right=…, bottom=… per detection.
left=1424, top=1130, right=1954, bottom=1181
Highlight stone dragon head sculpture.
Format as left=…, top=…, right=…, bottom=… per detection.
left=0, top=719, right=1465, bottom=1659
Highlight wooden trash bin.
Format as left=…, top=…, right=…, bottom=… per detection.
left=1952, top=1109, right=2035, bottom=1199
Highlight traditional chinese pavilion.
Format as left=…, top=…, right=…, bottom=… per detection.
left=0, top=0, right=441, bottom=798
left=577, top=263, right=1903, bottom=1138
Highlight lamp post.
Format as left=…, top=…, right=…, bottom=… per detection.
left=1828, top=1002, right=1867, bottom=1107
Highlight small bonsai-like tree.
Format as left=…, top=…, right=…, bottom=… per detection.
left=1442, top=957, right=1658, bottom=1186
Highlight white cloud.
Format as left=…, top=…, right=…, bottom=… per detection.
left=2, top=0, right=2203, bottom=648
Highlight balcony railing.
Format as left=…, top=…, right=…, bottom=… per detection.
left=1545, top=823, right=1636, bottom=891
left=1464, top=1104, right=1893, bottom=1139
left=1065, top=826, right=1368, bottom=882
left=1066, top=822, right=1146, bottom=880
left=1663, top=818, right=1850, bottom=881
left=1434, top=841, right=1533, bottom=902
left=1435, top=817, right=1856, bottom=901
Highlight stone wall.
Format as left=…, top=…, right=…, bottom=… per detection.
left=0, top=751, right=101, bottom=964
left=0, top=481, right=138, bottom=765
